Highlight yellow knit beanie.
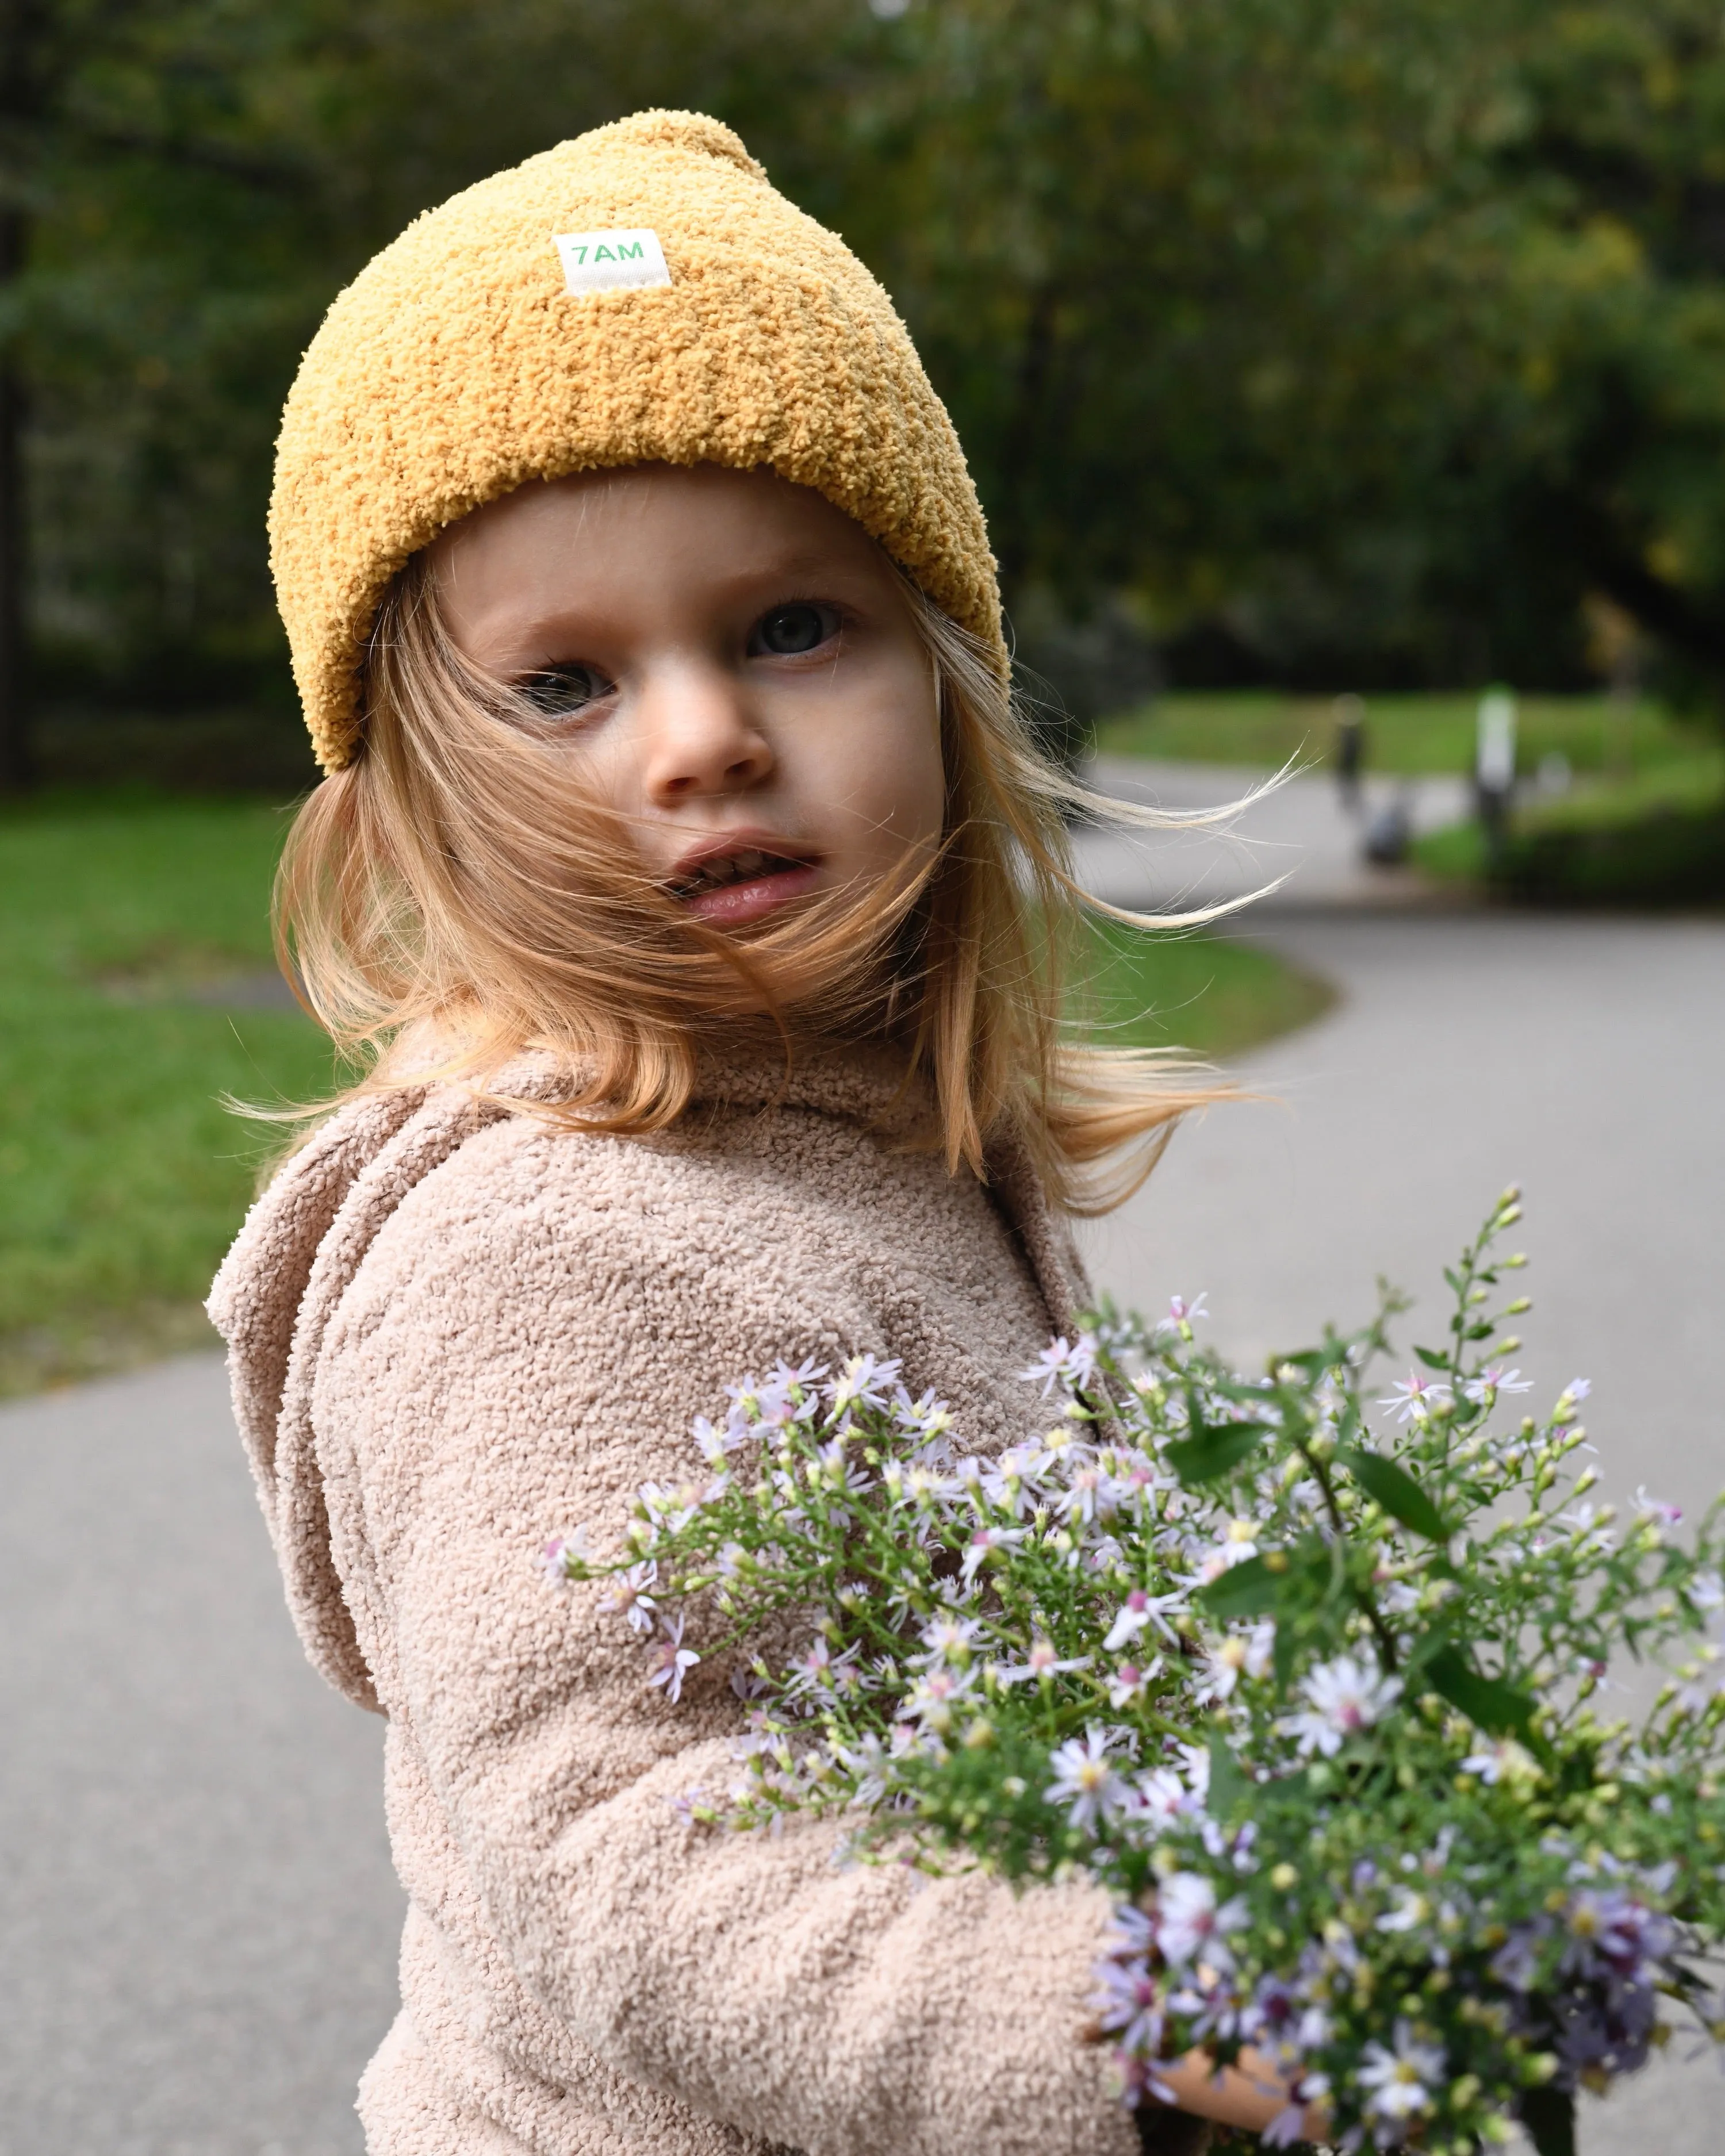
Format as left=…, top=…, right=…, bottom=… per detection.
left=270, top=108, right=1004, bottom=773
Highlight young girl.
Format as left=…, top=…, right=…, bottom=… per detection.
left=210, top=110, right=1304, bottom=2156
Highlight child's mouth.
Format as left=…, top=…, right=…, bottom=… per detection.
left=668, top=847, right=821, bottom=927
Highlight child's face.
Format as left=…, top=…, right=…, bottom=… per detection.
left=431, top=464, right=945, bottom=930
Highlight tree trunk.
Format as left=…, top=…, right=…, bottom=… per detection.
left=0, top=0, right=44, bottom=794
left=0, top=201, right=29, bottom=792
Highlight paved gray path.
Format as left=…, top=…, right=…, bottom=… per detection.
left=1074, top=755, right=1471, bottom=914
left=1082, top=910, right=1725, bottom=2154
left=0, top=1357, right=402, bottom=2155
left=3, top=909, right=1720, bottom=2153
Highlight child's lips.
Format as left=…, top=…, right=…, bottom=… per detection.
left=682, top=861, right=821, bottom=926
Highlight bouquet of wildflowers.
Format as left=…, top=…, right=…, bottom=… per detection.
left=546, top=1192, right=1725, bottom=2154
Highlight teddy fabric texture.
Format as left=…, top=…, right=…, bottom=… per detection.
left=208, top=1051, right=1138, bottom=2156
left=270, top=107, right=1006, bottom=774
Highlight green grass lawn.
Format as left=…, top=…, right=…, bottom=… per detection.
left=1094, top=687, right=1712, bottom=780
left=0, top=793, right=338, bottom=1394
left=1076, top=919, right=1335, bottom=1056
left=0, top=793, right=1333, bottom=1395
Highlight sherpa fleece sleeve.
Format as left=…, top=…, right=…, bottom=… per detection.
left=309, top=1118, right=1138, bottom=2156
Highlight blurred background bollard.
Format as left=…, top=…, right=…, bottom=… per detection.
left=1474, top=685, right=1519, bottom=872
left=1332, top=692, right=1366, bottom=814
left=1362, top=786, right=1413, bottom=867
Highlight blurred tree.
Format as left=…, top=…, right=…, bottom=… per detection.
left=843, top=0, right=1680, bottom=695
left=1489, top=2, right=1725, bottom=696
left=9, top=0, right=1725, bottom=788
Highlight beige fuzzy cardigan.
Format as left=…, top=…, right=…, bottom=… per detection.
left=208, top=1051, right=1138, bottom=2156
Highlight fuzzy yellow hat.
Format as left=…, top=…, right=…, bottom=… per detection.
left=270, top=108, right=1003, bottom=773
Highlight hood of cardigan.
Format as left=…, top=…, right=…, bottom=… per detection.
left=208, top=1045, right=1076, bottom=1712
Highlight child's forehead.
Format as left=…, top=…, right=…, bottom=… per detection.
left=430, top=464, right=900, bottom=654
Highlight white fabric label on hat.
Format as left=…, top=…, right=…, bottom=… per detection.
left=553, top=228, right=672, bottom=296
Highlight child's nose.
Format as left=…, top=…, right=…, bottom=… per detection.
left=638, top=667, right=775, bottom=801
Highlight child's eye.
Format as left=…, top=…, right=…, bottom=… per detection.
left=516, top=663, right=614, bottom=719
left=749, top=603, right=841, bottom=657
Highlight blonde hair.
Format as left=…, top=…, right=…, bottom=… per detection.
left=273, top=551, right=1239, bottom=1215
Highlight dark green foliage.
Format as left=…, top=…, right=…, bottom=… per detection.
left=1496, top=805, right=1725, bottom=907
left=1167, top=1408, right=1270, bottom=1486
left=1336, top=1445, right=1451, bottom=1543
left=1519, top=2083, right=1578, bottom=2156
left=1420, top=1643, right=1539, bottom=1740
left=14, top=0, right=1725, bottom=748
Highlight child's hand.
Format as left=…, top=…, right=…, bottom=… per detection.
left=1139, top=2047, right=1331, bottom=2147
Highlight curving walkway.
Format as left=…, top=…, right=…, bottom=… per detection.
left=0, top=1355, right=401, bottom=2155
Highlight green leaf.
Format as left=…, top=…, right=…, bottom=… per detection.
left=1423, top=1644, right=1536, bottom=1737
left=1443, top=1267, right=1465, bottom=1295
left=1337, top=1447, right=1451, bottom=1541
left=1167, top=1418, right=1269, bottom=1486
left=1198, top=1553, right=1283, bottom=1618
left=1207, top=1731, right=1250, bottom=1823
left=1403, top=1623, right=1451, bottom=1675
left=1413, top=1344, right=1451, bottom=1371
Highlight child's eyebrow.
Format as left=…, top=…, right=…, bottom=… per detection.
left=696, top=546, right=873, bottom=597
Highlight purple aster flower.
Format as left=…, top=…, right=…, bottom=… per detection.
left=1091, top=1953, right=1163, bottom=2055
left=1463, top=1364, right=1534, bottom=1405
left=1045, top=1728, right=1135, bottom=1832
left=1153, top=1871, right=1248, bottom=1969
left=994, top=1636, right=1090, bottom=1686
left=1104, top=1587, right=1186, bottom=1654
left=1358, top=2020, right=1444, bottom=2126
left=645, top=1613, right=700, bottom=1704
left=1019, top=1332, right=1099, bottom=1396
left=1158, top=1293, right=1209, bottom=1335
left=1278, top=1654, right=1402, bottom=1757
left=539, top=1525, right=590, bottom=1583
left=826, top=1352, right=903, bottom=1419
left=1489, top=1921, right=1544, bottom=1993
left=598, top=1559, right=660, bottom=1635
left=1378, top=1371, right=1452, bottom=1424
